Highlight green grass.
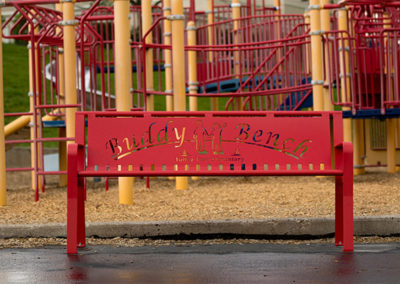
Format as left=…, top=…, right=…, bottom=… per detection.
left=3, top=43, right=30, bottom=123
left=3, top=43, right=59, bottom=146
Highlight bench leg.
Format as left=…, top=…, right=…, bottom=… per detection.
left=335, top=175, right=354, bottom=252
left=335, top=176, right=344, bottom=247
left=67, top=178, right=86, bottom=254
left=77, top=177, right=86, bottom=248
left=67, top=144, right=86, bottom=254
left=334, top=142, right=354, bottom=252
left=67, top=175, right=78, bottom=254
left=342, top=169, right=354, bottom=252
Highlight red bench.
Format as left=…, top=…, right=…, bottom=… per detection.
left=67, top=111, right=353, bottom=254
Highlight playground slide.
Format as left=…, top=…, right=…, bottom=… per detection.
left=45, top=58, right=116, bottom=107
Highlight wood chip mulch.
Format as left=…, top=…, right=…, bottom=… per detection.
left=1, top=169, right=400, bottom=225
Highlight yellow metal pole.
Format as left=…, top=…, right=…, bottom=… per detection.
left=4, top=112, right=59, bottom=138
left=232, top=0, right=241, bottom=110
left=171, top=0, right=188, bottom=190
left=397, top=119, right=400, bottom=171
left=0, top=5, right=6, bottom=206
left=353, top=119, right=365, bottom=175
left=338, top=7, right=352, bottom=142
left=207, top=0, right=218, bottom=111
left=187, top=21, right=198, bottom=112
left=4, top=116, right=30, bottom=137
left=274, top=0, right=281, bottom=44
left=383, top=14, right=396, bottom=173
left=164, top=1, right=175, bottom=180
left=320, top=0, right=333, bottom=111
left=56, top=3, right=67, bottom=186
left=304, top=10, right=311, bottom=75
left=187, top=20, right=199, bottom=181
left=63, top=0, right=77, bottom=143
left=163, top=0, right=173, bottom=111
left=171, top=1, right=186, bottom=112
left=207, top=0, right=214, bottom=63
left=28, top=39, right=35, bottom=190
left=28, top=21, right=43, bottom=191
left=114, top=0, right=134, bottom=204
left=274, top=0, right=283, bottom=107
left=4, top=112, right=60, bottom=138
left=351, top=7, right=365, bottom=175
left=387, top=119, right=396, bottom=173
left=309, top=0, right=324, bottom=111
left=142, top=0, right=154, bottom=111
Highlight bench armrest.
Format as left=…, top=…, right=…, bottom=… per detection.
left=334, top=141, right=353, bottom=172
left=67, top=143, right=86, bottom=192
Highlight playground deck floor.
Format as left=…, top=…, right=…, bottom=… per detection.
left=2, top=168, right=400, bottom=225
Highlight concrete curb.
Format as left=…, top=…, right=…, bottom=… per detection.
left=1, top=216, right=400, bottom=239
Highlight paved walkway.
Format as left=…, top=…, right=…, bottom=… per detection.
left=1, top=243, right=400, bottom=283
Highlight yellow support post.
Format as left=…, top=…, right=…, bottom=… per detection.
left=164, top=0, right=175, bottom=181
left=338, top=7, right=352, bottom=142
left=171, top=0, right=188, bottom=190
left=62, top=0, right=78, bottom=143
left=207, top=0, right=218, bottom=111
left=353, top=119, right=365, bottom=175
left=114, top=0, right=134, bottom=204
left=56, top=3, right=67, bottom=186
left=187, top=21, right=199, bottom=181
left=397, top=119, right=400, bottom=171
left=304, top=10, right=311, bottom=75
left=309, top=0, right=324, bottom=111
left=274, top=0, right=283, bottom=107
left=320, top=0, right=333, bottom=111
left=387, top=119, right=396, bottom=173
left=232, top=0, right=241, bottom=110
left=187, top=21, right=198, bottom=112
left=28, top=40, right=35, bottom=190
left=0, top=5, right=6, bottom=206
left=274, top=0, right=281, bottom=42
left=142, top=0, right=154, bottom=111
left=62, top=0, right=78, bottom=191
left=163, top=0, right=173, bottom=111
left=383, top=14, right=396, bottom=173
left=274, top=0, right=281, bottom=15
left=351, top=7, right=365, bottom=175
left=28, top=20, right=44, bottom=191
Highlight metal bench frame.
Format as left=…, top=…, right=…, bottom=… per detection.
left=67, top=111, right=353, bottom=254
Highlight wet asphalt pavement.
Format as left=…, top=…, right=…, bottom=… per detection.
left=1, top=242, right=400, bottom=283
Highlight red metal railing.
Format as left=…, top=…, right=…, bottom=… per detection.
left=324, top=2, right=400, bottom=114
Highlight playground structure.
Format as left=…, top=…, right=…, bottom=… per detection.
left=1, top=0, right=400, bottom=205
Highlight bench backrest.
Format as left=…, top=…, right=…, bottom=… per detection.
left=76, top=111, right=343, bottom=175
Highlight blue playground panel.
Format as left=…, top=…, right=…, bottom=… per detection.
left=342, top=108, right=400, bottom=119
left=43, top=120, right=66, bottom=128
left=42, top=120, right=88, bottom=128
left=96, top=65, right=165, bottom=73
left=194, top=76, right=268, bottom=94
